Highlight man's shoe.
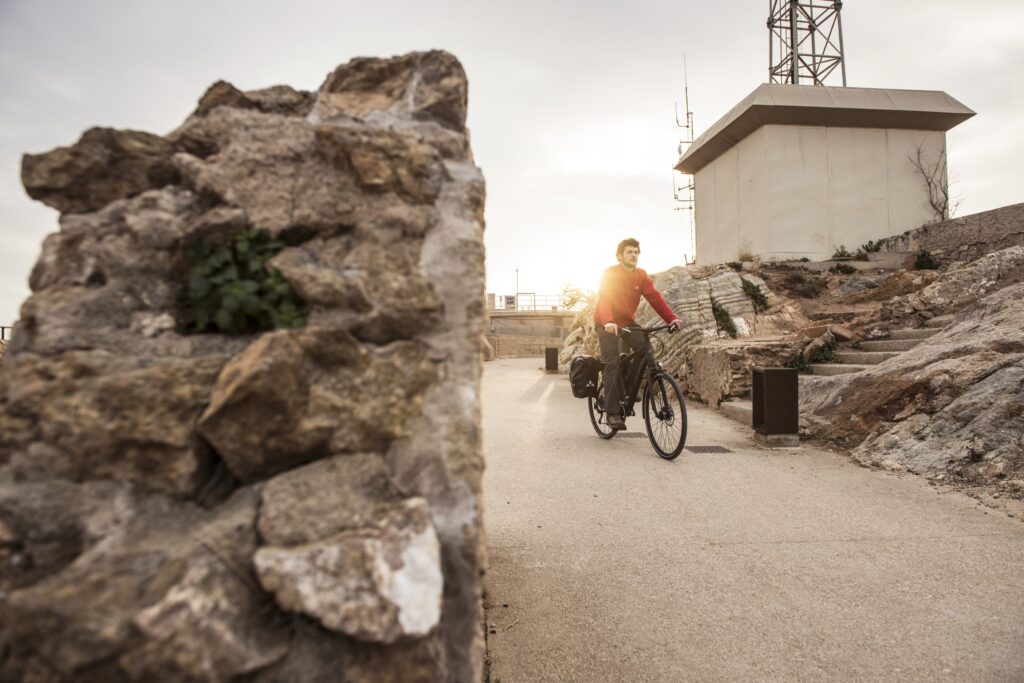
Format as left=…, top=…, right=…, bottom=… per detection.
left=607, top=414, right=626, bottom=430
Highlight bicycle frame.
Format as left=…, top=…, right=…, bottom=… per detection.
left=614, top=327, right=667, bottom=418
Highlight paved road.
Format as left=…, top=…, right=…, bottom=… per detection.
left=482, top=358, right=1024, bottom=682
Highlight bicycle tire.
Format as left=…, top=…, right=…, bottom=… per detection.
left=643, top=372, right=687, bottom=459
left=588, top=381, right=618, bottom=439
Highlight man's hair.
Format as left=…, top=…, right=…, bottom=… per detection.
left=616, top=238, right=640, bottom=259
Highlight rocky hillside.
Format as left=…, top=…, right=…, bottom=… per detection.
left=801, top=246, right=1024, bottom=492
left=0, top=51, right=487, bottom=682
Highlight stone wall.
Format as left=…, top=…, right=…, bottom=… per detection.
left=874, top=202, right=1024, bottom=266
left=486, top=334, right=561, bottom=359
left=0, top=51, right=486, bottom=682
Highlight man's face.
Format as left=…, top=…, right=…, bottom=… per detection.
left=619, top=246, right=640, bottom=268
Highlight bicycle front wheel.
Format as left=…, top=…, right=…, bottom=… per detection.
left=643, top=373, right=687, bottom=459
left=588, top=381, right=618, bottom=440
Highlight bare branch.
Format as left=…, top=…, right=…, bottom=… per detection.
left=907, top=145, right=958, bottom=223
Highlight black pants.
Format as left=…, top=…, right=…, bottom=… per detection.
left=596, top=326, right=650, bottom=416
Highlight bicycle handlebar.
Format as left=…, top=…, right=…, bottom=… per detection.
left=619, top=324, right=673, bottom=335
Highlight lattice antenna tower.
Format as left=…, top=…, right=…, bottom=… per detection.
left=673, top=54, right=696, bottom=263
left=768, top=0, right=847, bottom=86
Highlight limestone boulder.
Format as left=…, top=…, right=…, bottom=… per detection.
left=0, top=351, right=224, bottom=496
left=198, top=329, right=438, bottom=482
left=258, top=453, right=400, bottom=546
left=801, top=282, right=1024, bottom=484
left=21, top=127, right=181, bottom=214
left=254, top=498, right=442, bottom=644
left=1, top=488, right=290, bottom=681
left=683, top=339, right=805, bottom=406
left=314, top=50, right=468, bottom=132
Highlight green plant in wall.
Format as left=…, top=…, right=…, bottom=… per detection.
left=741, top=278, right=769, bottom=312
left=914, top=250, right=940, bottom=270
left=185, top=229, right=307, bottom=334
left=712, top=302, right=738, bottom=339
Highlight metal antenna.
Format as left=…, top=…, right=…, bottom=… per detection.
left=768, top=1, right=847, bottom=86
left=673, top=54, right=696, bottom=263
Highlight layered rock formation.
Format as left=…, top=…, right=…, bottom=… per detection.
left=1, top=51, right=486, bottom=682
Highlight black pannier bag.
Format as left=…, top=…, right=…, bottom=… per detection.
left=569, top=355, right=602, bottom=399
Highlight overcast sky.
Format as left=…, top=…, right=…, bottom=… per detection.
left=1, top=0, right=1022, bottom=325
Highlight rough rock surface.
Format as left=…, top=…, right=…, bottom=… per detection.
left=254, top=499, right=442, bottom=644
left=881, top=246, right=1024, bottom=324
left=1, top=51, right=485, bottom=682
left=801, top=282, right=1024, bottom=485
left=682, top=340, right=804, bottom=406
left=21, top=127, right=181, bottom=214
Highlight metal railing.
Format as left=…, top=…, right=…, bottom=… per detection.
left=491, top=293, right=568, bottom=312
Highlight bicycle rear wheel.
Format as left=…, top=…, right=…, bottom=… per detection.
left=588, top=381, right=618, bottom=439
left=643, top=372, right=687, bottom=459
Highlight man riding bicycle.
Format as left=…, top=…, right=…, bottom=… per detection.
left=594, top=238, right=682, bottom=430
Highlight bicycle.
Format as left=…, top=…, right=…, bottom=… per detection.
left=587, top=324, right=688, bottom=460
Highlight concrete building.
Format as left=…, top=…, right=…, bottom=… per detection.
left=675, top=84, right=974, bottom=264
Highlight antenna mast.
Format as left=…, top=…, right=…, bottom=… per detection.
left=768, top=1, right=847, bottom=86
left=673, top=55, right=696, bottom=263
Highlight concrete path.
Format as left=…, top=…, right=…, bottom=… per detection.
left=482, top=358, right=1024, bottom=682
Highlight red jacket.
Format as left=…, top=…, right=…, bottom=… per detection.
left=593, top=265, right=677, bottom=328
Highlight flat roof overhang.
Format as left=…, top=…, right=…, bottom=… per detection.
left=674, top=84, right=975, bottom=174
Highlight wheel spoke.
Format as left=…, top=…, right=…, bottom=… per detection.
left=643, top=374, right=688, bottom=459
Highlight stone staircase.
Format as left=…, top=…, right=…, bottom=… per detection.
left=715, top=315, right=952, bottom=431
left=809, top=316, right=951, bottom=376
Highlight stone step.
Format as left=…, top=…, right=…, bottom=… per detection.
left=834, top=351, right=898, bottom=365
left=859, top=339, right=922, bottom=352
left=888, top=328, right=939, bottom=340
left=718, top=400, right=752, bottom=427
left=925, top=315, right=954, bottom=328
left=810, top=363, right=870, bottom=376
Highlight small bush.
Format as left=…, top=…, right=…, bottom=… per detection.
left=736, top=241, right=755, bottom=262
left=832, top=244, right=852, bottom=259
left=799, top=257, right=810, bottom=262
left=915, top=250, right=940, bottom=270
left=784, top=272, right=826, bottom=298
left=712, top=303, right=737, bottom=338
left=786, top=355, right=809, bottom=373
left=727, top=261, right=743, bottom=272
left=807, top=340, right=837, bottom=364
left=829, top=263, right=856, bottom=275
left=741, top=278, right=769, bottom=312
left=861, top=239, right=882, bottom=253
left=185, top=229, right=307, bottom=334
left=854, top=249, right=869, bottom=261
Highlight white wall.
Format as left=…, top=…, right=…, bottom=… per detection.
left=694, top=125, right=946, bottom=264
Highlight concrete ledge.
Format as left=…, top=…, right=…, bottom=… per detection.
left=860, top=339, right=921, bottom=352
left=834, top=351, right=898, bottom=365
left=889, top=328, right=939, bottom=340
left=810, top=363, right=868, bottom=375
left=719, top=400, right=753, bottom=427
left=754, top=433, right=801, bottom=448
